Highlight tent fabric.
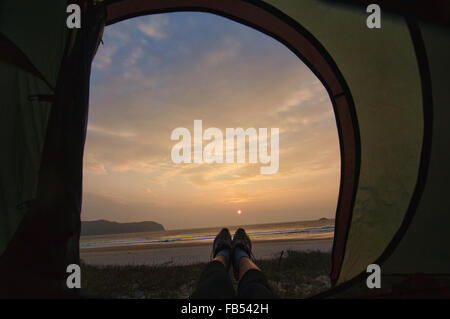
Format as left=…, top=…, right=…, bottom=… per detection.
left=0, top=0, right=105, bottom=297
left=0, top=0, right=68, bottom=88
left=267, top=0, right=424, bottom=285
left=0, top=0, right=449, bottom=297
left=0, top=61, right=53, bottom=258
left=0, top=0, right=69, bottom=257
left=382, top=22, right=450, bottom=275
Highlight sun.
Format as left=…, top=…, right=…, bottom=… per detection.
left=237, top=210, right=242, bottom=215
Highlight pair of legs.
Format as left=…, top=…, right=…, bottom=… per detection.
left=190, top=228, right=275, bottom=299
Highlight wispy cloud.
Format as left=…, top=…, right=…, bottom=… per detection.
left=124, top=46, right=144, bottom=67
left=93, top=44, right=118, bottom=69
left=84, top=153, right=107, bottom=175
left=137, top=15, right=170, bottom=39
left=203, top=36, right=241, bottom=66
left=87, top=124, right=137, bottom=138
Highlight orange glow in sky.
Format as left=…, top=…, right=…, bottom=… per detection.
left=83, top=13, right=340, bottom=230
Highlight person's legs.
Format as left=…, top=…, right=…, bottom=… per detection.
left=189, top=259, right=235, bottom=299
left=231, top=228, right=276, bottom=299
left=237, top=257, right=276, bottom=299
left=190, top=229, right=236, bottom=299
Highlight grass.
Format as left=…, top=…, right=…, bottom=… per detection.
left=81, top=250, right=331, bottom=299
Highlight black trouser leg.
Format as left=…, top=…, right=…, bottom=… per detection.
left=190, top=261, right=236, bottom=299
left=237, top=269, right=276, bottom=299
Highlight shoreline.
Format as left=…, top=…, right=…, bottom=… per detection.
left=80, top=233, right=333, bottom=253
left=80, top=235, right=334, bottom=266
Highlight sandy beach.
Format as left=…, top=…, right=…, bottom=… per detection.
left=80, top=234, right=334, bottom=266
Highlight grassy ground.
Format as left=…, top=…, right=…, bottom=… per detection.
left=81, top=250, right=331, bottom=299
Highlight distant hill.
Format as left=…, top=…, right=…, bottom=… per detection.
left=81, top=220, right=164, bottom=236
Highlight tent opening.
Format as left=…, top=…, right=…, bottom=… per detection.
left=80, top=11, right=341, bottom=298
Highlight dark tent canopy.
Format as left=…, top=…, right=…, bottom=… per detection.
left=0, top=0, right=449, bottom=297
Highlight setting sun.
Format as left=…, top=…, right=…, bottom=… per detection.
left=83, top=12, right=340, bottom=230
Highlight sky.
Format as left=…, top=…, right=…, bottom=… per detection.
left=83, top=12, right=340, bottom=230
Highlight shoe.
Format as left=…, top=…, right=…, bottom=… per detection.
left=231, top=228, right=254, bottom=280
left=212, top=228, right=232, bottom=269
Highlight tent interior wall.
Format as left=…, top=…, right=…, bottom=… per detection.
left=0, top=0, right=449, bottom=298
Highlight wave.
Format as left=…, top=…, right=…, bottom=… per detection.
left=80, top=225, right=334, bottom=248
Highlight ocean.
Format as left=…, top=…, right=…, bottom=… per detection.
left=80, top=219, right=335, bottom=249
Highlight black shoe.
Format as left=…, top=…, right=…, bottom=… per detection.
left=212, top=228, right=232, bottom=269
left=231, top=228, right=254, bottom=280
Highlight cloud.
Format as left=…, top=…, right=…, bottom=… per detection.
left=87, top=124, right=137, bottom=138
left=275, top=81, right=325, bottom=114
left=84, top=153, right=107, bottom=175
left=203, top=36, right=241, bottom=66
left=137, top=15, right=170, bottom=39
left=93, top=44, right=118, bottom=69
left=124, top=47, right=144, bottom=67
left=107, top=28, right=131, bottom=42
left=84, top=126, right=170, bottom=174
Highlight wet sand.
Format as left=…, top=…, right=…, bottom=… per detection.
left=80, top=235, right=333, bottom=266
